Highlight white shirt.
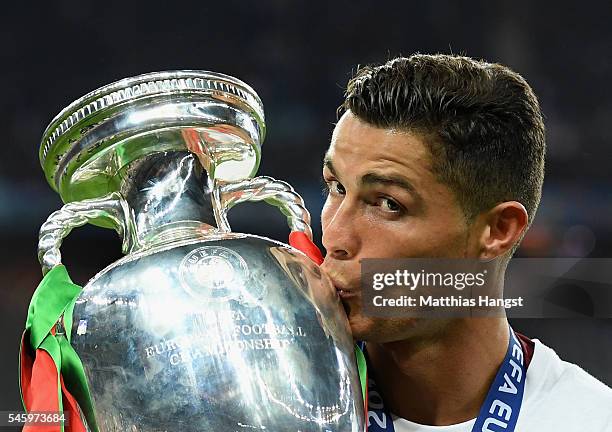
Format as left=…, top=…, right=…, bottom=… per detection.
left=391, top=339, right=612, bottom=431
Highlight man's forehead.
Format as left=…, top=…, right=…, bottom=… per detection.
left=325, top=115, right=433, bottom=176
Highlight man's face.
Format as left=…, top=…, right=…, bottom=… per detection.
left=321, top=112, right=476, bottom=342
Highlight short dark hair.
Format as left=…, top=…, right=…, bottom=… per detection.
left=339, top=54, right=546, bottom=242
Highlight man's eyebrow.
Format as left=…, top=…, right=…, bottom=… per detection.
left=361, top=173, right=423, bottom=202
left=323, top=156, right=337, bottom=176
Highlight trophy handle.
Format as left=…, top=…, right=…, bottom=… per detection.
left=38, top=192, right=133, bottom=275
left=216, top=176, right=313, bottom=240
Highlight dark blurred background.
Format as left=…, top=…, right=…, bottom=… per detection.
left=1, top=0, right=611, bottom=412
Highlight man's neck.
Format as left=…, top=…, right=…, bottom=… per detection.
left=366, top=318, right=510, bottom=426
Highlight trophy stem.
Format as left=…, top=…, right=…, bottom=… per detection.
left=121, top=151, right=219, bottom=253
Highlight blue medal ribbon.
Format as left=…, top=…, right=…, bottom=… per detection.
left=362, top=327, right=526, bottom=432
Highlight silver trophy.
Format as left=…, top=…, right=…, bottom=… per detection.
left=37, top=71, right=364, bottom=431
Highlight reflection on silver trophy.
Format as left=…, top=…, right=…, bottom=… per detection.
left=37, top=71, right=364, bottom=431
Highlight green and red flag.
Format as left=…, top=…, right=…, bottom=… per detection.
left=19, top=265, right=97, bottom=432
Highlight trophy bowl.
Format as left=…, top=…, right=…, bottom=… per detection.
left=36, top=71, right=364, bottom=431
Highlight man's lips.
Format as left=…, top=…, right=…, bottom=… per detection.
left=321, top=264, right=360, bottom=300
left=331, top=281, right=359, bottom=300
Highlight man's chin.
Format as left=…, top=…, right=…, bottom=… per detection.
left=345, top=314, right=377, bottom=342
left=337, top=297, right=376, bottom=341
left=340, top=298, right=351, bottom=317
left=346, top=314, right=422, bottom=343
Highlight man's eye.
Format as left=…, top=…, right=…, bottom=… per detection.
left=330, top=181, right=346, bottom=195
left=380, top=197, right=401, bottom=213
left=323, top=180, right=346, bottom=196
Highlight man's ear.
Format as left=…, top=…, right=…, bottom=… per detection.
left=477, top=201, right=529, bottom=260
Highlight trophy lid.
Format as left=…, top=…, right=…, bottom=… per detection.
left=40, top=71, right=266, bottom=203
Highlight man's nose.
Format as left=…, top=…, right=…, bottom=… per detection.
left=322, top=200, right=360, bottom=260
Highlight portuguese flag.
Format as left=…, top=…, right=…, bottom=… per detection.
left=19, top=265, right=97, bottom=432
